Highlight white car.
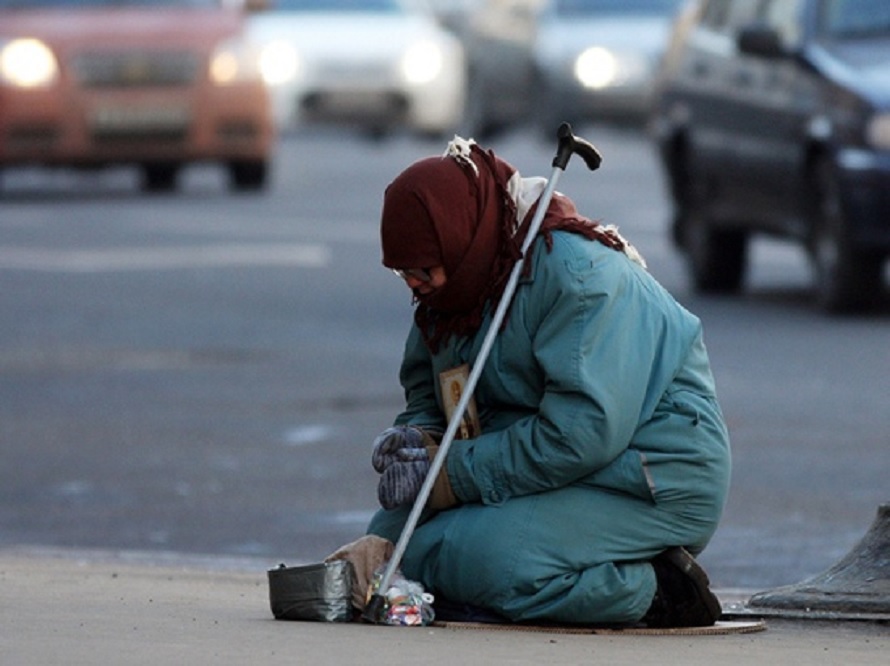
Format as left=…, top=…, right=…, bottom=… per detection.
left=532, top=0, right=686, bottom=133
left=248, top=0, right=466, bottom=137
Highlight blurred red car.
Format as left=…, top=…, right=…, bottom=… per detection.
left=0, top=0, right=274, bottom=192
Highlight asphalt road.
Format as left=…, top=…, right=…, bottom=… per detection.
left=0, top=125, right=887, bottom=592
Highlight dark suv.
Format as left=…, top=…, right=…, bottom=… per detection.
left=650, top=0, right=890, bottom=312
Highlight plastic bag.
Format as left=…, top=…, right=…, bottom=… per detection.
left=366, top=564, right=435, bottom=626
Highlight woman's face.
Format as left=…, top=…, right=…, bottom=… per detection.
left=397, top=265, right=447, bottom=298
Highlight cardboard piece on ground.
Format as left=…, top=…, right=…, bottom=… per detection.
left=431, top=619, right=767, bottom=636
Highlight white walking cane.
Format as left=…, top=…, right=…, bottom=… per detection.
left=363, top=123, right=602, bottom=623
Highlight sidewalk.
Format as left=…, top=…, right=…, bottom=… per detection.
left=1, top=549, right=886, bottom=665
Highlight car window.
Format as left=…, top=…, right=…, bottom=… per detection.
left=819, top=0, right=890, bottom=37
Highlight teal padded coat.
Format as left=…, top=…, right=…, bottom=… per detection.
left=367, top=231, right=731, bottom=624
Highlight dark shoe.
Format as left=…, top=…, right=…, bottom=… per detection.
left=643, top=547, right=722, bottom=628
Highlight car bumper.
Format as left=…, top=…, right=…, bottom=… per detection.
left=0, top=83, right=273, bottom=167
left=548, top=77, right=655, bottom=123
left=299, top=88, right=409, bottom=126
left=274, top=73, right=464, bottom=134
left=577, top=87, right=654, bottom=120
left=837, top=147, right=890, bottom=253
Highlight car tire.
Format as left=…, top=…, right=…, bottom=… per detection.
left=664, top=140, right=694, bottom=250
left=141, top=163, right=179, bottom=193
left=685, top=212, right=748, bottom=293
left=229, top=160, right=268, bottom=192
left=809, top=157, right=882, bottom=313
left=681, top=176, right=747, bottom=293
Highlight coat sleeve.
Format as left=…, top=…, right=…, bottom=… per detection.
left=446, top=235, right=693, bottom=505
left=392, top=323, right=447, bottom=430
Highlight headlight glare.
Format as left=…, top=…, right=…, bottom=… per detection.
left=210, top=38, right=260, bottom=85
left=574, top=47, right=618, bottom=90
left=401, top=40, right=444, bottom=85
left=258, top=41, right=300, bottom=86
left=0, top=38, right=59, bottom=88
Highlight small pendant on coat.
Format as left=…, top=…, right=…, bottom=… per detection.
left=439, top=364, right=482, bottom=439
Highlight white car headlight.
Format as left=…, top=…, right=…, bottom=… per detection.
left=866, top=112, right=890, bottom=150
left=400, top=40, right=445, bottom=85
left=0, top=38, right=59, bottom=88
left=210, top=38, right=261, bottom=85
left=574, top=47, right=618, bottom=90
left=258, top=40, right=300, bottom=86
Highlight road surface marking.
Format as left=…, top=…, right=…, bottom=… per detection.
left=0, top=243, right=330, bottom=272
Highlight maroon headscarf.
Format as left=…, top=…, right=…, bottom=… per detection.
left=380, top=143, right=629, bottom=352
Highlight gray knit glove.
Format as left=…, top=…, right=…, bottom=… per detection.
left=377, top=455, right=431, bottom=510
left=371, top=425, right=435, bottom=473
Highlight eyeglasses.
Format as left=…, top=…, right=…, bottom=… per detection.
left=391, top=268, right=432, bottom=283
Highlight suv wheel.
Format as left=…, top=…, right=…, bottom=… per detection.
left=683, top=183, right=748, bottom=293
left=809, top=157, right=882, bottom=313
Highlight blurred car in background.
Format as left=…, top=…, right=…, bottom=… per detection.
left=248, top=0, right=466, bottom=138
left=0, top=0, right=273, bottom=193
left=650, top=0, right=890, bottom=312
left=450, top=0, right=543, bottom=139
left=531, top=0, right=686, bottom=135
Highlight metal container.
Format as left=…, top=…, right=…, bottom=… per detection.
left=268, top=560, right=354, bottom=622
